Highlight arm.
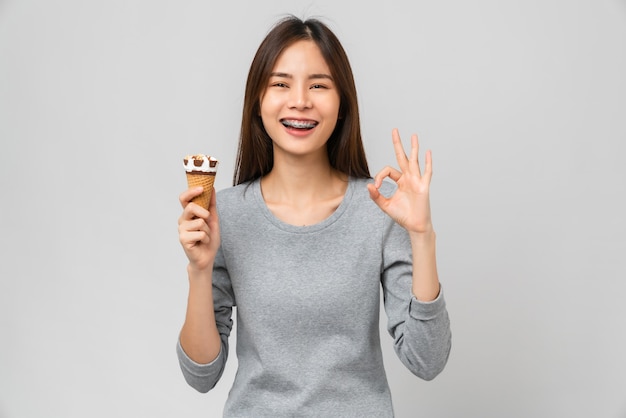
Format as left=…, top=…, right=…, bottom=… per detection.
left=177, top=187, right=232, bottom=391
left=380, top=217, right=451, bottom=380
left=179, top=265, right=221, bottom=362
left=408, top=230, right=439, bottom=301
left=370, top=129, right=451, bottom=379
left=368, top=128, right=440, bottom=300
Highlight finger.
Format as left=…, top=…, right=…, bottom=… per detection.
left=408, top=134, right=421, bottom=177
left=181, top=230, right=210, bottom=246
left=207, top=188, right=218, bottom=220
left=424, top=150, right=433, bottom=175
left=391, top=129, right=409, bottom=172
left=178, top=216, right=209, bottom=237
left=422, top=150, right=433, bottom=184
left=179, top=187, right=204, bottom=208
left=179, top=202, right=210, bottom=224
left=208, top=188, right=219, bottom=228
left=189, top=216, right=211, bottom=233
left=373, top=166, right=403, bottom=187
left=367, top=182, right=390, bottom=210
left=179, top=216, right=211, bottom=242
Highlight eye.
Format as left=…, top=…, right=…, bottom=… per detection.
left=271, top=82, right=288, bottom=88
left=311, top=84, right=328, bottom=89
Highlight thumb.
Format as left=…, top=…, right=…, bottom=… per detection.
left=367, top=183, right=388, bottom=211
left=207, top=187, right=218, bottom=217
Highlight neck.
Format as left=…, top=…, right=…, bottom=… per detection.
left=261, top=153, right=347, bottom=204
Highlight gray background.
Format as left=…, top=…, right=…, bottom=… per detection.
left=1, top=0, right=625, bottom=417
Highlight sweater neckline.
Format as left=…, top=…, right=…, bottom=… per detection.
left=251, top=177, right=356, bottom=233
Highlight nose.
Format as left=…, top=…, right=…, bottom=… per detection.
left=287, top=85, right=312, bottom=110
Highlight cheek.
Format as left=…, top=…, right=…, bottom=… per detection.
left=259, top=101, right=278, bottom=134
left=259, top=94, right=280, bottom=117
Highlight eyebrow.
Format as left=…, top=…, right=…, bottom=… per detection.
left=270, top=72, right=334, bottom=81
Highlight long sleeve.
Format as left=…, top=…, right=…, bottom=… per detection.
left=177, top=243, right=236, bottom=392
left=380, top=215, right=452, bottom=380
left=176, top=178, right=450, bottom=416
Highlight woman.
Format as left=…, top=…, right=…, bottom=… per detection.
left=177, top=16, right=451, bottom=417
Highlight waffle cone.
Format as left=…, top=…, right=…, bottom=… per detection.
left=186, top=172, right=216, bottom=209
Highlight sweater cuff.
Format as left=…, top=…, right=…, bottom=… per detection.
left=177, top=338, right=223, bottom=374
left=409, top=286, right=446, bottom=321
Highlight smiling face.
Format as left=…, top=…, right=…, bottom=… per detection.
left=259, top=40, right=341, bottom=163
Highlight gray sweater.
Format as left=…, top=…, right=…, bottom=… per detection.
left=177, top=177, right=451, bottom=417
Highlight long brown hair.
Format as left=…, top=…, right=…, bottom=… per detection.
left=233, top=16, right=370, bottom=185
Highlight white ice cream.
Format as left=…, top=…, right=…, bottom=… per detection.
left=184, top=154, right=218, bottom=173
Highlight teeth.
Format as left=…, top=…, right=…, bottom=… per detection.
left=282, top=119, right=317, bottom=129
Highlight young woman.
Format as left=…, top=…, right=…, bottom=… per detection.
left=177, top=16, right=451, bottom=417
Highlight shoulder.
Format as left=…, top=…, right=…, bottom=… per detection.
left=216, top=179, right=258, bottom=200
left=346, top=177, right=397, bottom=223
left=215, top=180, right=258, bottom=215
left=349, top=177, right=397, bottom=203
left=348, top=177, right=403, bottom=232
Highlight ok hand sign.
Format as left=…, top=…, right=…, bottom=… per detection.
left=368, top=129, right=434, bottom=235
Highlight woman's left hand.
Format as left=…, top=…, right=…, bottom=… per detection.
left=368, top=128, right=434, bottom=234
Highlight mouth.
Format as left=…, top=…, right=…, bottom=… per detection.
left=280, top=119, right=318, bottom=130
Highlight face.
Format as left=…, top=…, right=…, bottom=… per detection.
left=260, top=40, right=341, bottom=162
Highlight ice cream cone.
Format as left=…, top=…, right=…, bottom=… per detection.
left=185, top=172, right=216, bottom=209
left=183, top=154, right=219, bottom=210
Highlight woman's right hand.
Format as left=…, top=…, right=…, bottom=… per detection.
left=178, top=187, right=220, bottom=272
